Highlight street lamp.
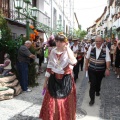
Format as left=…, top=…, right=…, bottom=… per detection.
left=14, top=0, right=39, bottom=39
left=31, top=7, right=39, bottom=27
left=31, top=7, right=39, bottom=18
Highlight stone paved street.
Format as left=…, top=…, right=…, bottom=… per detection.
left=0, top=67, right=120, bottom=120
left=100, top=71, right=120, bottom=120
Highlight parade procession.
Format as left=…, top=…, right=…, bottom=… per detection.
left=0, top=0, right=120, bottom=120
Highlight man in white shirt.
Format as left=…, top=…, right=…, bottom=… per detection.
left=85, top=36, right=111, bottom=106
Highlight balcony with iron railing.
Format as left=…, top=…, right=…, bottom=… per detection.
left=1, top=7, right=50, bottom=32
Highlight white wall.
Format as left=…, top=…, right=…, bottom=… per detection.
left=44, top=1, right=51, bottom=18
left=44, top=0, right=73, bottom=32
left=37, top=0, right=44, bottom=11
left=8, top=24, right=26, bottom=36
left=8, top=23, right=44, bottom=38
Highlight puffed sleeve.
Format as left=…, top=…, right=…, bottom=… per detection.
left=68, top=58, right=77, bottom=65
left=67, top=47, right=77, bottom=65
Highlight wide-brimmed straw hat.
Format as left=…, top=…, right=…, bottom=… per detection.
left=72, top=38, right=79, bottom=41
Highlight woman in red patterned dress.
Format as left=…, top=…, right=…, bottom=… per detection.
left=39, top=33, right=77, bottom=120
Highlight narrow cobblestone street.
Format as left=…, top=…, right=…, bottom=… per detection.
left=0, top=0, right=120, bottom=119
left=100, top=71, right=120, bottom=120
left=1, top=66, right=120, bottom=120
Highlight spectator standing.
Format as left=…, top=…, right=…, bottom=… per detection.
left=17, top=41, right=36, bottom=92
left=114, top=41, right=120, bottom=78
left=110, top=40, right=117, bottom=70
left=37, top=38, right=44, bottom=73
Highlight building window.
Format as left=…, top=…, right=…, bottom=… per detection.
left=59, top=14, right=62, bottom=25
left=32, top=0, right=36, bottom=7
left=53, top=8, right=57, bottom=29
left=45, top=0, right=50, bottom=4
left=11, top=33, right=17, bottom=40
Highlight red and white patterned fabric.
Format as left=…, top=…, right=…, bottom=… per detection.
left=39, top=49, right=77, bottom=120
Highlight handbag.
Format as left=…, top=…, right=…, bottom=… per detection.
left=48, top=74, right=72, bottom=99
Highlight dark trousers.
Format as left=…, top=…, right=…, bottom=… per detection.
left=0, top=67, right=10, bottom=76
left=39, top=56, right=44, bottom=66
left=79, top=57, right=84, bottom=71
left=73, top=61, right=79, bottom=82
left=110, top=54, right=113, bottom=67
left=0, top=67, right=3, bottom=73
left=37, top=54, right=44, bottom=66
left=88, top=68, right=105, bottom=101
left=17, top=62, right=28, bottom=91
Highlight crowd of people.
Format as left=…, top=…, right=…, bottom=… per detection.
left=1, top=32, right=120, bottom=120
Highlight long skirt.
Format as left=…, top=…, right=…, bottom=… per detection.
left=39, top=77, right=76, bottom=120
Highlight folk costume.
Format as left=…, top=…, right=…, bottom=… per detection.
left=86, top=43, right=110, bottom=105
left=39, top=33, right=77, bottom=120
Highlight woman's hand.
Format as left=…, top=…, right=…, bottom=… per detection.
left=64, top=42, right=69, bottom=50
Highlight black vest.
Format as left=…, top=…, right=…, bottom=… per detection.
left=89, top=45, right=106, bottom=71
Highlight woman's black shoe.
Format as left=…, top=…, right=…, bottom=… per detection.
left=96, top=92, right=100, bottom=96
left=89, top=100, right=94, bottom=106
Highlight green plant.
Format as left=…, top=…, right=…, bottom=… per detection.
left=0, top=12, right=38, bottom=87
left=28, top=62, right=39, bottom=87
left=73, top=29, right=87, bottom=40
